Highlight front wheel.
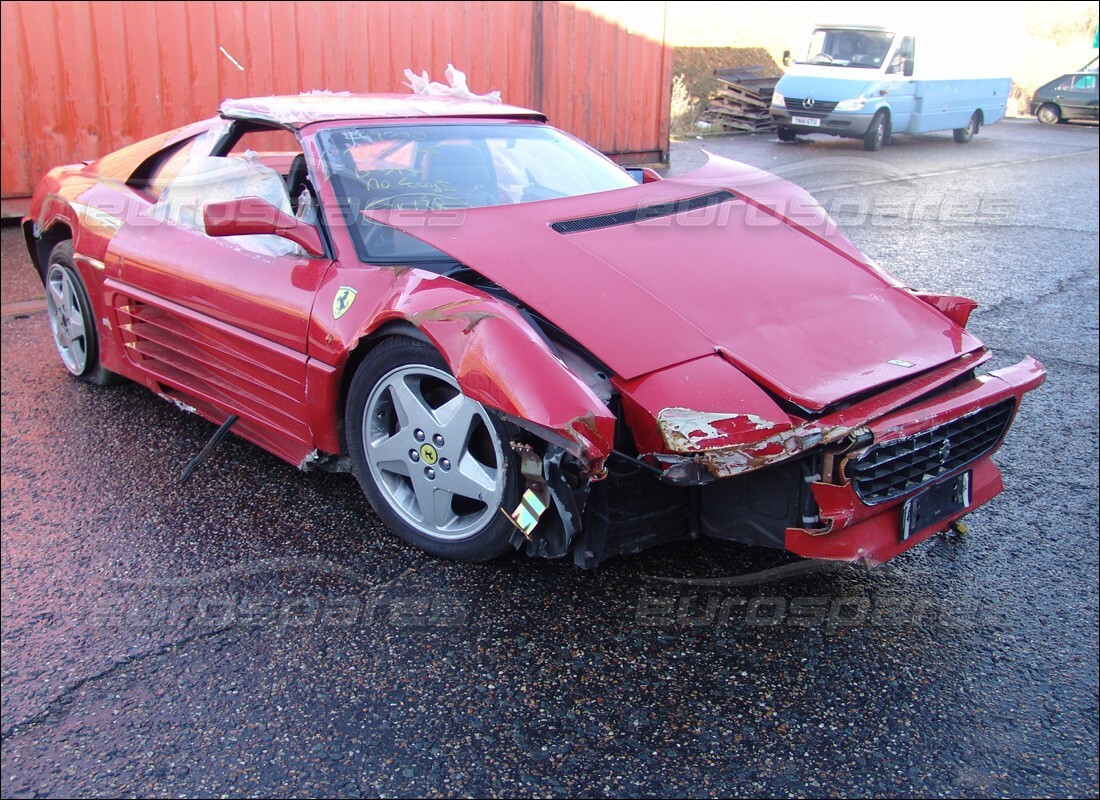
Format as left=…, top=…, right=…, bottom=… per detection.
left=44, top=241, right=117, bottom=385
left=953, top=112, right=980, bottom=143
left=345, top=336, right=520, bottom=561
left=776, top=126, right=797, bottom=142
left=1036, top=103, right=1060, bottom=125
left=863, top=111, right=889, bottom=151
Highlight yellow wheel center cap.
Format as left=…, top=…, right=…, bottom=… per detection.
left=420, top=443, right=438, bottom=465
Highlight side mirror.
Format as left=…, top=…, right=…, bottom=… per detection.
left=625, top=167, right=663, bottom=184
left=203, top=197, right=325, bottom=257
left=903, top=60, right=914, bottom=77
left=782, top=49, right=792, bottom=67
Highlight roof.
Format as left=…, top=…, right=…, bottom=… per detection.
left=218, top=93, right=547, bottom=127
left=812, top=23, right=892, bottom=31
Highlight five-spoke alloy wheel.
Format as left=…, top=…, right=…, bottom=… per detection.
left=44, top=241, right=116, bottom=384
left=346, top=336, right=519, bottom=560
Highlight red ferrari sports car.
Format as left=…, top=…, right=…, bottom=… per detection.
left=23, top=92, right=1045, bottom=567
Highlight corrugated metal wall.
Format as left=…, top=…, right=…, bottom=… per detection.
left=0, top=0, right=672, bottom=203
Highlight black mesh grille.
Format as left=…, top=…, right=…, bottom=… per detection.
left=850, top=400, right=1015, bottom=505
left=783, top=98, right=838, bottom=118
left=550, top=190, right=736, bottom=234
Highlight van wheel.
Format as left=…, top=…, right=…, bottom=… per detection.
left=953, top=112, right=980, bottom=143
left=863, top=111, right=889, bottom=151
left=776, top=126, right=797, bottom=142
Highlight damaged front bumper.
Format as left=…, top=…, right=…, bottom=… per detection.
left=504, top=354, right=1044, bottom=568
left=785, top=356, right=1045, bottom=563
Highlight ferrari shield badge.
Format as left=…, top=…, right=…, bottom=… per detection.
left=333, top=287, right=358, bottom=320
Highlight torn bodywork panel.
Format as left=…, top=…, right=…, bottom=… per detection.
left=613, top=355, right=793, bottom=456
left=912, top=291, right=979, bottom=329
left=309, top=268, right=616, bottom=472
left=611, top=347, right=1005, bottom=483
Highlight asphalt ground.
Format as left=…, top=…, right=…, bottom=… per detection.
left=1, top=118, right=1097, bottom=797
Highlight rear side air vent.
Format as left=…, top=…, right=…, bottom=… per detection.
left=551, top=190, right=736, bottom=234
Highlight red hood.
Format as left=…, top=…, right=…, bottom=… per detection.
left=365, top=154, right=983, bottom=412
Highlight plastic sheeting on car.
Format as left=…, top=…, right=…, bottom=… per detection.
left=152, top=152, right=303, bottom=257
left=402, top=64, right=502, bottom=103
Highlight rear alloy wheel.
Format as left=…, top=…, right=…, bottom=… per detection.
left=863, top=111, right=889, bottom=151
left=1036, top=103, right=1061, bottom=125
left=44, top=241, right=117, bottom=385
left=953, top=112, right=980, bottom=143
left=346, top=336, right=520, bottom=561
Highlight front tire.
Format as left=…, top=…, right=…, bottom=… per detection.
left=953, top=112, right=980, bottom=143
left=44, top=241, right=117, bottom=385
left=1036, top=103, right=1060, bottom=125
left=863, top=111, right=889, bottom=151
left=345, top=336, right=520, bottom=561
left=776, top=126, right=797, bottom=142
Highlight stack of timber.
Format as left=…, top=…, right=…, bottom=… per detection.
left=702, top=67, right=779, bottom=133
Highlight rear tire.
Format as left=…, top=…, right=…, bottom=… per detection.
left=1036, top=103, right=1060, bottom=125
left=953, top=112, right=979, bottom=143
left=44, top=241, right=118, bottom=385
left=863, top=111, right=889, bottom=151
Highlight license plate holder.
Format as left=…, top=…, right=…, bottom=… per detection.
left=791, top=115, right=821, bottom=127
left=901, top=471, right=971, bottom=541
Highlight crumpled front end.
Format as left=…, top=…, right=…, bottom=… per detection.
left=786, top=357, right=1045, bottom=563
left=613, top=353, right=1045, bottom=565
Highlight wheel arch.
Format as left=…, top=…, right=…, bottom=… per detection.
left=334, top=319, right=429, bottom=453
left=330, top=285, right=616, bottom=470
left=25, top=217, right=75, bottom=282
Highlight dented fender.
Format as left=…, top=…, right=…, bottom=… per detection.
left=309, top=269, right=615, bottom=468
left=912, top=291, right=978, bottom=329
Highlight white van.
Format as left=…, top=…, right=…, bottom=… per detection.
left=770, top=24, right=1011, bottom=150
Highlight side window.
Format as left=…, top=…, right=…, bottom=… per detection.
left=141, top=139, right=199, bottom=199
left=221, top=127, right=303, bottom=176
left=132, top=121, right=231, bottom=199
left=1051, top=75, right=1086, bottom=92
left=887, top=37, right=914, bottom=75
left=151, top=123, right=313, bottom=257
left=217, top=125, right=316, bottom=221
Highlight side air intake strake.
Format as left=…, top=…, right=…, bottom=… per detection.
left=550, top=190, right=737, bottom=234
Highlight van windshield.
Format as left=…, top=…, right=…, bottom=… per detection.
left=797, top=28, right=895, bottom=69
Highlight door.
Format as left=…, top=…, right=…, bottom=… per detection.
left=884, top=36, right=916, bottom=132
left=104, top=154, right=331, bottom=463
left=1056, top=73, right=1099, bottom=119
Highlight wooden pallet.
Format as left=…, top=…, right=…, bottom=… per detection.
left=703, top=69, right=779, bottom=133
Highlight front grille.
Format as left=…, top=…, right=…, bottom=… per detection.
left=850, top=400, right=1015, bottom=504
left=551, top=190, right=735, bottom=234
left=783, top=98, right=838, bottom=118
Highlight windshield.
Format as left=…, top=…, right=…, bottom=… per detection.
left=318, top=123, right=637, bottom=263
left=797, top=28, right=895, bottom=69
